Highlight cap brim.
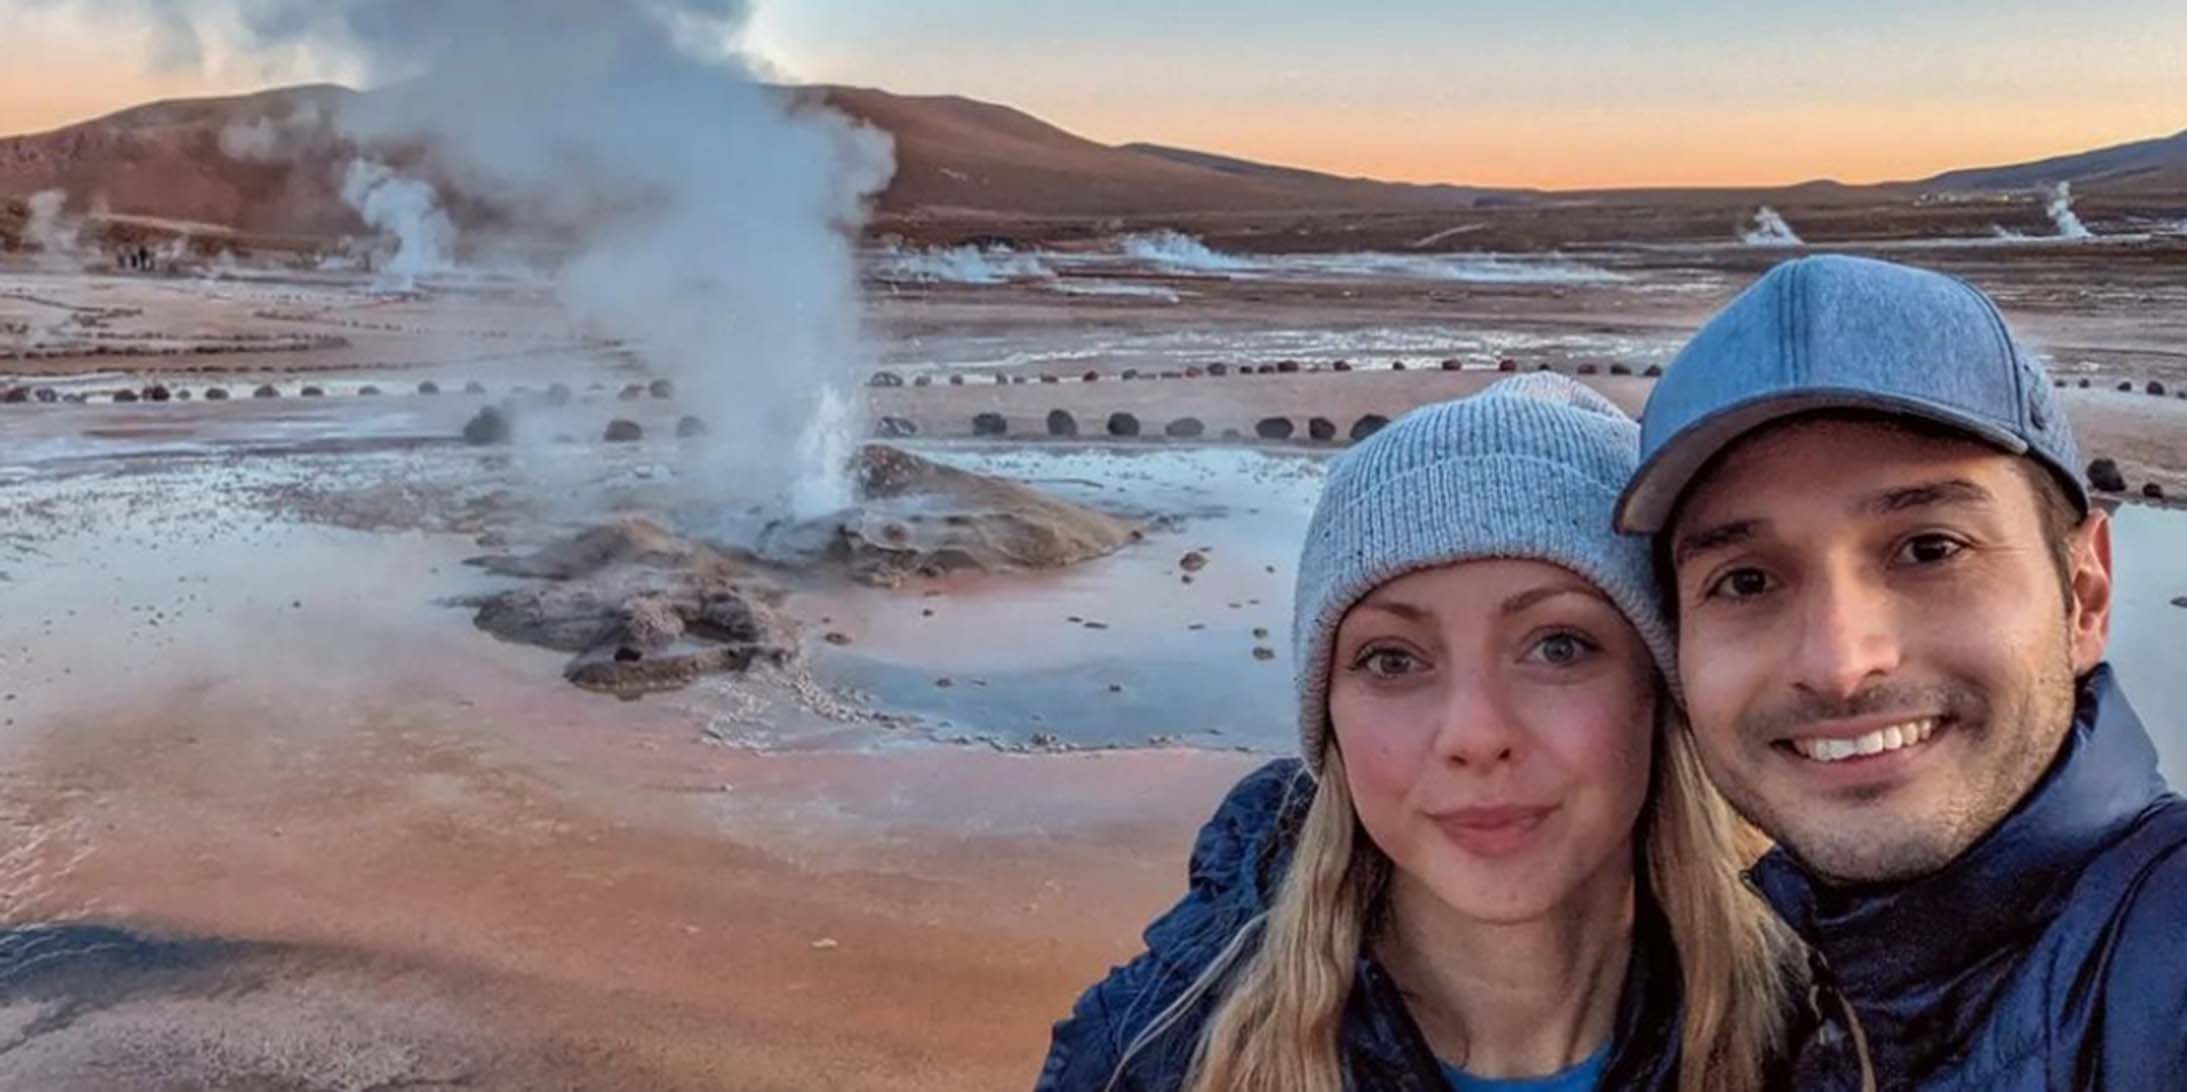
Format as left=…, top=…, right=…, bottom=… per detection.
left=1614, top=388, right=2033, bottom=534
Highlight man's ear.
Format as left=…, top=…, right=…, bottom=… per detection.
left=2067, top=508, right=2113, bottom=674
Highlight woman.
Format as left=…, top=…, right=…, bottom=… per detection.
left=1036, top=375, right=1799, bottom=1092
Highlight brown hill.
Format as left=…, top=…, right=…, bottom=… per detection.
left=0, top=82, right=1505, bottom=241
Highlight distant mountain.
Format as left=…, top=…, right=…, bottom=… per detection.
left=0, top=82, right=1507, bottom=239
left=1907, top=129, right=2187, bottom=194
left=3, top=80, right=2181, bottom=242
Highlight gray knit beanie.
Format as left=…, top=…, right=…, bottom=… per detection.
left=1292, top=373, right=1674, bottom=775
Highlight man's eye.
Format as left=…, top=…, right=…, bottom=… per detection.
left=1705, top=567, right=1775, bottom=602
left=1894, top=534, right=1966, bottom=567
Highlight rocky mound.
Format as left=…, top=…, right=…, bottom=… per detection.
left=816, top=444, right=1140, bottom=587
left=464, top=518, right=793, bottom=696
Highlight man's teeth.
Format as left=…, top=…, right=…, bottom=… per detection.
left=1790, top=719, right=1938, bottom=763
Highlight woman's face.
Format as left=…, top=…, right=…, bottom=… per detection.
left=1330, top=559, right=1656, bottom=924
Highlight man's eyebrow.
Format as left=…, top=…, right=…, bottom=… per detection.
left=1853, top=477, right=1994, bottom=518
left=1671, top=518, right=1760, bottom=570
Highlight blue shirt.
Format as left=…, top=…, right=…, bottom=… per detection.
left=1442, top=1043, right=1609, bottom=1092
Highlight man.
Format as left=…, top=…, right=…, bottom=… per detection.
left=1616, top=254, right=2187, bottom=1090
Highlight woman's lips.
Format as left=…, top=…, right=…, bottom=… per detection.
left=1430, top=804, right=1558, bottom=858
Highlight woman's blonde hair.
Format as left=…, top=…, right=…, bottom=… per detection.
left=1117, top=700, right=1799, bottom=1092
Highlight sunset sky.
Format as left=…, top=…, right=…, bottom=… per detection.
left=6, top=0, right=2185, bottom=190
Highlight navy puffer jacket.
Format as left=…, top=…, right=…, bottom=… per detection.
left=1757, top=665, right=2187, bottom=1090
left=1034, top=759, right=1686, bottom=1091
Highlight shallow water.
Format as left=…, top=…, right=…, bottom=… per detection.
left=2107, top=504, right=2187, bottom=779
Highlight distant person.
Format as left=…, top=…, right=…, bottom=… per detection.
left=1618, top=254, right=2187, bottom=1089
left=1037, top=375, right=1800, bottom=1092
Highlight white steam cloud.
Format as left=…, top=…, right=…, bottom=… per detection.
left=24, top=190, right=83, bottom=271
left=2047, top=182, right=2092, bottom=240
left=339, top=159, right=456, bottom=292
left=1741, top=206, right=1804, bottom=246
left=71, top=0, right=897, bottom=519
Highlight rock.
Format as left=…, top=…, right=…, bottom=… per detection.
left=1498, top=359, right=1519, bottom=372
left=948, top=374, right=965, bottom=386
left=33, top=387, right=56, bottom=404
left=1643, top=364, right=1664, bottom=377
left=2087, top=458, right=2127, bottom=492
left=0, top=387, right=25, bottom=404
left=253, top=385, right=280, bottom=399
left=972, top=412, right=1009, bottom=437
left=876, top=416, right=917, bottom=438
left=2145, top=483, right=2167, bottom=500
left=300, top=386, right=325, bottom=397
left=462, top=406, right=512, bottom=444
left=1184, top=367, right=1203, bottom=378
left=357, top=385, right=382, bottom=396
left=1441, top=359, right=1463, bottom=371
left=1536, top=363, right=1555, bottom=372
left=203, top=387, right=229, bottom=401
left=2118, top=381, right=2135, bottom=392
left=618, top=384, right=645, bottom=400
left=1351, top=414, right=1391, bottom=442
left=545, top=383, right=573, bottom=406
left=1207, top=363, right=1229, bottom=377
left=1221, top=428, right=1242, bottom=439
left=2149, top=381, right=2168, bottom=396
left=1180, top=551, right=1208, bottom=573
left=1332, top=360, right=1352, bottom=372
left=868, top=371, right=904, bottom=388
left=642, top=378, right=673, bottom=400
left=2054, top=378, right=2067, bottom=388
left=913, top=375, right=931, bottom=387
left=112, top=389, right=140, bottom=403
left=2078, top=378, right=2091, bottom=388
left=1308, top=417, right=1337, bottom=441
left=822, top=631, right=853, bottom=646
left=1276, top=360, right=1300, bottom=374
left=1107, top=412, right=1141, bottom=437
left=1389, top=360, right=1407, bottom=371
left=1082, top=370, right=1101, bottom=382
left=1165, top=417, right=1206, bottom=439
left=144, top=385, right=172, bottom=402
left=1040, top=373, right=1059, bottom=384
left=1252, top=646, right=1276, bottom=661
left=1046, top=409, right=1078, bottom=437
left=1121, top=369, right=1140, bottom=380
left=1610, top=364, right=1633, bottom=376
left=464, top=380, right=487, bottom=395
left=603, top=419, right=644, bottom=443
left=417, top=380, right=441, bottom=395
left=676, top=415, right=708, bottom=438
left=1255, top=417, right=1295, bottom=440
left=2172, top=596, right=2187, bottom=610
left=1577, top=363, right=1600, bottom=375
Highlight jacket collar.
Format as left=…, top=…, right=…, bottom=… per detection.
left=1749, top=663, right=2168, bottom=998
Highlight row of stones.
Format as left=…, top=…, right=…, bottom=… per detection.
left=866, top=358, right=1663, bottom=388
left=1, top=378, right=677, bottom=405
left=872, top=410, right=1394, bottom=444
left=2086, top=458, right=2170, bottom=501
left=2056, top=377, right=2186, bottom=399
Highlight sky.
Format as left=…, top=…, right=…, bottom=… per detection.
left=5, top=0, right=2185, bottom=190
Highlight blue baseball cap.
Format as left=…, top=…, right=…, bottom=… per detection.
left=1615, top=255, right=2089, bottom=534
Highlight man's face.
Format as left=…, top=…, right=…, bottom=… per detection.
left=1668, top=417, right=2111, bottom=884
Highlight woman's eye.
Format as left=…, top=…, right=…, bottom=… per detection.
left=1525, top=632, right=1598, bottom=666
left=1704, top=567, right=1775, bottom=602
left=1356, top=648, right=1422, bottom=678
left=1894, top=533, right=1966, bottom=567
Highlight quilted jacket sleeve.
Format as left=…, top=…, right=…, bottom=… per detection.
left=1032, top=759, right=1310, bottom=1092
